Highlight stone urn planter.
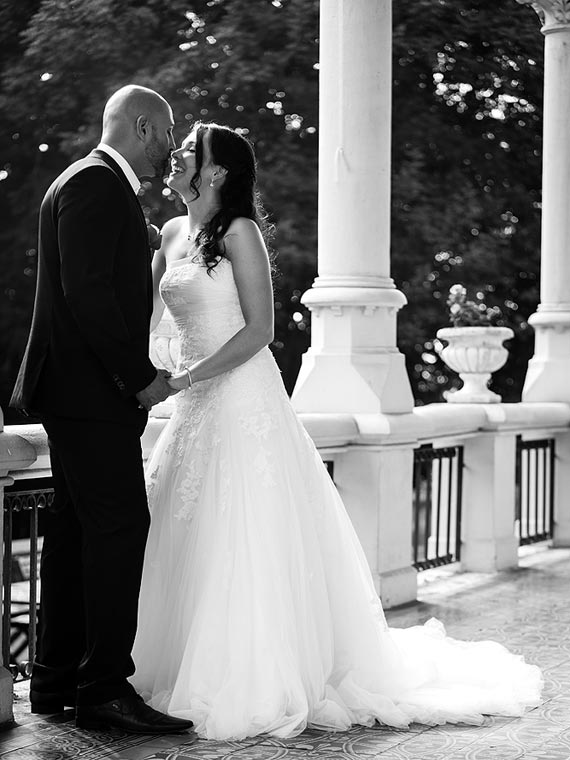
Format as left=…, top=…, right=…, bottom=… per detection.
left=436, top=325, right=514, bottom=403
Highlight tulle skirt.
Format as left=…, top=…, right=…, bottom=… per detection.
left=131, top=350, right=542, bottom=740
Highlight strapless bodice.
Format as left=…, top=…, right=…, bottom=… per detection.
left=159, top=256, right=245, bottom=364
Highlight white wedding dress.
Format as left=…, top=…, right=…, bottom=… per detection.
left=131, top=255, right=542, bottom=740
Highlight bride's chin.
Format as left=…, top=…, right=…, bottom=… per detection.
left=166, top=174, right=185, bottom=191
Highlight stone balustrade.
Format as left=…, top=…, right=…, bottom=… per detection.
left=6, top=402, right=570, bottom=595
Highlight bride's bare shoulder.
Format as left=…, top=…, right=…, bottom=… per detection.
left=223, top=217, right=263, bottom=256
left=160, top=215, right=188, bottom=261
left=161, top=214, right=187, bottom=240
left=224, top=217, right=259, bottom=237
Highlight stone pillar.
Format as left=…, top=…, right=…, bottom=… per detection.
left=517, top=1, right=570, bottom=401
left=552, top=430, right=570, bottom=546
left=333, top=445, right=417, bottom=608
left=460, top=432, right=519, bottom=572
left=291, top=0, right=414, bottom=414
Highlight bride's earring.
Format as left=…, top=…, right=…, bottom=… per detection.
left=209, top=173, right=217, bottom=188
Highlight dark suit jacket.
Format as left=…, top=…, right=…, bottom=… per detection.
left=10, top=149, right=157, bottom=424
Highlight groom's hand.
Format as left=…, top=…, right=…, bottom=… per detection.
left=147, top=223, right=162, bottom=252
left=136, top=369, right=172, bottom=410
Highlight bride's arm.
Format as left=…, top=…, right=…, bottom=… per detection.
left=168, top=217, right=273, bottom=389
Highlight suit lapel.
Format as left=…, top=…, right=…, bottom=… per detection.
left=89, top=150, right=153, bottom=319
left=90, top=149, right=147, bottom=230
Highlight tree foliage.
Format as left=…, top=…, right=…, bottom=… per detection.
left=392, top=0, right=544, bottom=402
left=0, top=0, right=545, bottom=422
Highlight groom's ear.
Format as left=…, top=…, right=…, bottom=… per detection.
left=135, top=114, right=150, bottom=142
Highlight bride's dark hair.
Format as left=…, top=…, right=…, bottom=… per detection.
left=189, top=121, right=274, bottom=274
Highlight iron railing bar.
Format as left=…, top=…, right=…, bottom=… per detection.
left=28, top=503, right=39, bottom=670
left=2, top=502, right=12, bottom=670
left=515, top=435, right=522, bottom=527
left=541, top=445, right=547, bottom=536
left=524, top=445, right=531, bottom=542
left=548, top=438, right=556, bottom=538
left=534, top=446, right=539, bottom=542
left=413, top=455, right=422, bottom=566
left=456, top=446, right=464, bottom=561
left=424, top=457, right=433, bottom=567
left=435, top=458, right=443, bottom=559
left=445, top=456, right=453, bottom=559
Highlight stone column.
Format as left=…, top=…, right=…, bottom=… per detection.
left=291, top=0, right=414, bottom=414
left=552, top=430, right=570, bottom=546
left=517, top=1, right=570, bottom=401
left=333, top=445, right=417, bottom=608
left=460, top=432, right=519, bottom=572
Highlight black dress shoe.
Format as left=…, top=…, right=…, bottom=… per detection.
left=75, top=694, right=194, bottom=734
left=30, top=688, right=77, bottom=714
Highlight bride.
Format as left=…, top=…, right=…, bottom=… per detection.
left=131, top=121, right=542, bottom=740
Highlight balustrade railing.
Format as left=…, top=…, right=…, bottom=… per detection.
left=2, top=478, right=52, bottom=680
left=412, top=444, right=464, bottom=571
left=515, top=437, right=555, bottom=545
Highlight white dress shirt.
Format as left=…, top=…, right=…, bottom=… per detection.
left=96, top=143, right=141, bottom=195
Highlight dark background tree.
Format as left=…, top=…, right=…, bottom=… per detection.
left=392, top=0, right=544, bottom=402
left=0, top=0, right=543, bottom=423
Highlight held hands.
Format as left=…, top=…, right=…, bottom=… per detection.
left=136, top=369, right=175, bottom=411
left=167, top=368, right=192, bottom=392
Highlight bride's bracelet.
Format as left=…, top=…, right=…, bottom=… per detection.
left=184, top=366, right=193, bottom=389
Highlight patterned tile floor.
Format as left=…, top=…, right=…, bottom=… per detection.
left=2, top=545, right=570, bottom=760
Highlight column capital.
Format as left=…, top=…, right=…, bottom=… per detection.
left=517, top=0, right=570, bottom=33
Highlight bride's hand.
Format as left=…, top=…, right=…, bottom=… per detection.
left=167, top=372, right=190, bottom=392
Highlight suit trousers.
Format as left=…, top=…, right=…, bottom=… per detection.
left=31, top=413, right=150, bottom=705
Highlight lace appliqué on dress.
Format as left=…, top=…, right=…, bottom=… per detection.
left=171, top=379, right=228, bottom=522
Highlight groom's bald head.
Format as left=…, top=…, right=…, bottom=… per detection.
left=100, top=84, right=175, bottom=179
left=102, top=85, right=171, bottom=138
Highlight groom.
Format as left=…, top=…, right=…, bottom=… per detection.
left=10, top=85, right=193, bottom=734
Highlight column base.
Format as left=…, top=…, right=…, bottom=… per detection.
left=0, top=666, right=13, bottom=728
left=292, top=286, right=414, bottom=414
left=460, top=535, right=519, bottom=573
left=293, top=349, right=414, bottom=414
left=523, top=310, right=570, bottom=402
left=375, top=566, right=418, bottom=609
left=552, top=516, right=570, bottom=547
